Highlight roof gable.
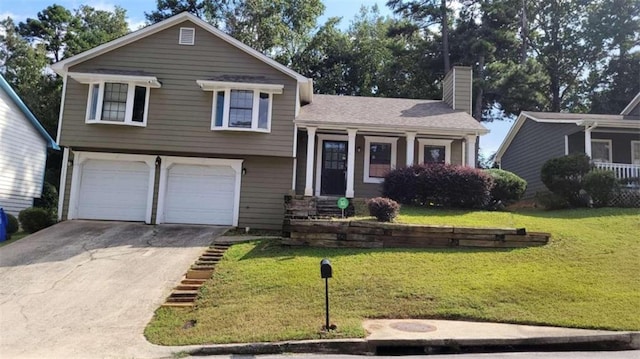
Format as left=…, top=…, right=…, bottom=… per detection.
left=0, top=75, right=59, bottom=150
left=49, top=12, right=312, bottom=102
left=621, top=92, right=640, bottom=115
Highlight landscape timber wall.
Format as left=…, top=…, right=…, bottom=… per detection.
left=282, top=220, right=550, bottom=249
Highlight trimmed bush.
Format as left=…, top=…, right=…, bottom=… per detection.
left=367, top=197, right=400, bottom=222
left=541, top=154, right=591, bottom=207
left=485, top=169, right=527, bottom=205
left=18, top=207, right=55, bottom=234
left=382, top=166, right=422, bottom=205
left=414, top=164, right=493, bottom=209
left=583, top=170, right=618, bottom=207
left=6, top=213, right=19, bottom=235
left=383, top=164, right=493, bottom=209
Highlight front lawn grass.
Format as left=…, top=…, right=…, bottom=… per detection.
left=145, top=207, right=640, bottom=345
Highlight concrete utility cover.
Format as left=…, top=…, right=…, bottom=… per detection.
left=390, top=321, right=437, bottom=333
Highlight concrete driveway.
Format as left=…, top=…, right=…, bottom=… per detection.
left=0, top=220, right=227, bottom=359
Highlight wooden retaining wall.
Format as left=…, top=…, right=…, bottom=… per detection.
left=282, top=219, right=550, bottom=249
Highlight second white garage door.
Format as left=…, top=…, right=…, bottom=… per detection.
left=163, top=164, right=236, bottom=225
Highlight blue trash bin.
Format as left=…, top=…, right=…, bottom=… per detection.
left=0, top=208, right=8, bottom=242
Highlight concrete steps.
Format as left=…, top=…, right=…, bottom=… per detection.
left=162, top=243, right=231, bottom=308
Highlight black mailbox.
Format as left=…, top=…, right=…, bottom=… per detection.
left=320, top=258, right=332, bottom=278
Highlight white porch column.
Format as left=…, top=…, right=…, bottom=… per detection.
left=584, top=125, right=593, bottom=158
left=304, top=127, right=317, bottom=196
left=405, top=132, right=416, bottom=166
left=466, top=134, right=477, bottom=168
left=346, top=129, right=357, bottom=198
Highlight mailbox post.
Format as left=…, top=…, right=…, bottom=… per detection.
left=320, top=258, right=332, bottom=330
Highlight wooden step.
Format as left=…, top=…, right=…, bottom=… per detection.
left=166, top=296, right=197, bottom=303
left=161, top=302, right=194, bottom=308
left=186, top=269, right=214, bottom=279
left=176, top=284, right=201, bottom=290
left=170, top=290, right=199, bottom=296
left=181, top=279, right=206, bottom=285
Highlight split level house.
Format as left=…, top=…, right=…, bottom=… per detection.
left=495, top=92, right=640, bottom=198
left=0, top=75, right=59, bottom=216
left=52, top=12, right=487, bottom=230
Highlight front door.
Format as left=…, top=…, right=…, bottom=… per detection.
left=321, top=140, right=347, bottom=195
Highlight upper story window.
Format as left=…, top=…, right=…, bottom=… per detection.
left=197, top=80, right=283, bottom=133
left=418, top=139, right=452, bottom=164
left=69, top=72, right=161, bottom=127
left=364, top=136, right=398, bottom=183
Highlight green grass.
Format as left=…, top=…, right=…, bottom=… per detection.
left=145, top=207, right=640, bottom=345
left=0, top=231, right=28, bottom=247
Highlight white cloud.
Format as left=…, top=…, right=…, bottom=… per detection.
left=126, top=18, right=146, bottom=31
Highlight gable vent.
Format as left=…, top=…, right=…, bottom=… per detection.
left=179, top=27, right=195, bottom=45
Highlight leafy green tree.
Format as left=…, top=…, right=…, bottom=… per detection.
left=66, top=5, right=129, bottom=56
left=145, top=0, right=231, bottom=25
left=17, top=4, right=78, bottom=62
left=387, top=0, right=451, bottom=75
left=225, top=0, right=325, bottom=66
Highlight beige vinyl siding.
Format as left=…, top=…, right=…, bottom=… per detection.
left=61, top=20, right=297, bottom=158
left=453, top=67, right=472, bottom=115
left=443, top=71, right=454, bottom=109
left=239, top=156, right=292, bottom=229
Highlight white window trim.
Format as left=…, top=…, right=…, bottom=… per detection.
left=591, top=139, right=613, bottom=163
left=364, top=136, right=398, bottom=184
left=179, top=27, right=195, bottom=45
left=197, top=81, right=284, bottom=133
left=315, top=134, right=348, bottom=197
left=67, top=151, right=156, bottom=224
left=418, top=139, right=453, bottom=164
left=84, top=81, right=152, bottom=127
left=632, top=140, right=640, bottom=165
left=156, top=156, right=243, bottom=226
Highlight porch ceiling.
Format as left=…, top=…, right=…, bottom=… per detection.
left=297, top=94, right=488, bottom=135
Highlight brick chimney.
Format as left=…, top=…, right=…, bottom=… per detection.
left=442, top=66, right=472, bottom=115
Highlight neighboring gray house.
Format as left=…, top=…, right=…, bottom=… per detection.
left=495, top=92, right=640, bottom=198
left=51, top=12, right=487, bottom=229
left=0, top=75, right=59, bottom=216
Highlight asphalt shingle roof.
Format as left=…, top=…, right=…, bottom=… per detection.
left=296, top=94, right=487, bottom=133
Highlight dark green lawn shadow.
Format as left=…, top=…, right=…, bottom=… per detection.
left=238, top=238, right=519, bottom=261
left=508, top=207, right=639, bottom=219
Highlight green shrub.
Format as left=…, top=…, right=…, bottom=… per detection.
left=583, top=170, right=618, bottom=207
left=6, top=213, right=19, bottom=235
left=383, top=164, right=494, bottom=209
left=540, top=154, right=591, bottom=207
left=382, top=166, right=421, bottom=205
left=485, top=169, right=527, bottom=205
left=34, top=182, right=58, bottom=217
left=367, top=197, right=400, bottom=222
left=18, top=207, right=55, bottom=234
left=535, top=191, right=571, bottom=210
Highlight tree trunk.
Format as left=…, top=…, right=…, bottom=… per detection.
left=473, top=55, right=485, bottom=122
left=520, top=0, right=528, bottom=63
left=441, top=0, right=450, bottom=73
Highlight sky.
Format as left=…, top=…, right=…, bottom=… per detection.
left=1, top=0, right=513, bottom=155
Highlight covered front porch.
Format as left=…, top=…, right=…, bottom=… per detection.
left=566, top=122, right=640, bottom=185
left=293, top=126, right=482, bottom=198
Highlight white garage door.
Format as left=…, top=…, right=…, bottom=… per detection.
left=77, top=160, right=150, bottom=221
left=163, top=164, right=236, bottom=225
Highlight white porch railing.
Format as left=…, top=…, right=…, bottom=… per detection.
left=593, top=162, right=640, bottom=182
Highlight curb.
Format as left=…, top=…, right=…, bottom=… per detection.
left=189, top=332, right=640, bottom=356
